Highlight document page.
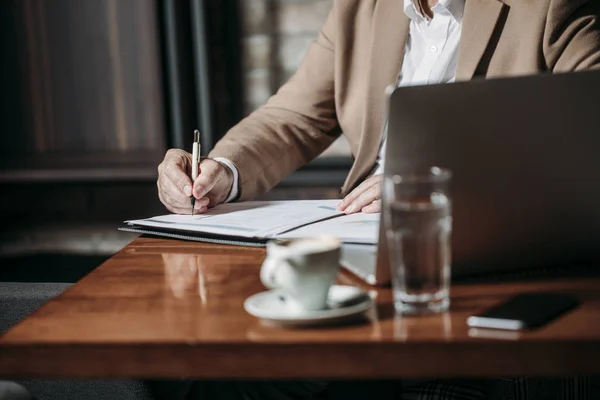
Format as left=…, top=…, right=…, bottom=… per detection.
left=277, top=212, right=379, bottom=244
left=125, top=200, right=343, bottom=238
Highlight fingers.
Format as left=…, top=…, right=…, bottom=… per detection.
left=164, top=148, right=192, bottom=167
left=344, top=183, right=381, bottom=214
left=193, top=197, right=210, bottom=212
left=338, top=175, right=383, bottom=214
left=157, top=152, right=233, bottom=214
left=158, top=187, right=190, bottom=214
left=362, top=199, right=381, bottom=214
left=159, top=173, right=191, bottom=208
left=157, top=149, right=193, bottom=214
left=159, top=187, right=209, bottom=215
left=192, top=159, right=225, bottom=200
left=163, top=153, right=194, bottom=197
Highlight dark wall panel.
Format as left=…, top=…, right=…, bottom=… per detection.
left=0, top=0, right=27, bottom=153
left=3, top=0, right=166, bottom=157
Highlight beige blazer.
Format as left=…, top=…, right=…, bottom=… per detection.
left=209, top=0, right=600, bottom=201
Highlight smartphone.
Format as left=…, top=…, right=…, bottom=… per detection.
left=466, top=292, right=579, bottom=330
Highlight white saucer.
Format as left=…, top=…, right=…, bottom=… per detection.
left=244, top=285, right=374, bottom=327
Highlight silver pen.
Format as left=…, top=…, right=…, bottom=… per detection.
left=191, top=130, right=201, bottom=215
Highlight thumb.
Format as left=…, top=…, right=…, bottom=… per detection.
left=192, top=160, right=219, bottom=199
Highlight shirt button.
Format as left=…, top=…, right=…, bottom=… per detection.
left=430, top=45, right=439, bottom=53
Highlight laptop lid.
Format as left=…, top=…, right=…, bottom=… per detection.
left=383, top=69, right=600, bottom=278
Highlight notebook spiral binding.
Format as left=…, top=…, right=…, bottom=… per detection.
left=118, top=227, right=267, bottom=247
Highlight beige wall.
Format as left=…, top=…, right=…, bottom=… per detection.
left=240, top=0, right=350, bottom=157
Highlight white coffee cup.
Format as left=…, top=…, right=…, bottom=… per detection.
left=260, top=236, right=341, bottom=311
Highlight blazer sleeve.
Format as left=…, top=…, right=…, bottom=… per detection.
left=208, top=5, right=340, bottom=201
left=544, top=0, right=600, bottom=72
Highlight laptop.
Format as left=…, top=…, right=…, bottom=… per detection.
left=341, top=69, right=600, bottom=286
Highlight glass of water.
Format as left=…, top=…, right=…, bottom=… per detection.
left=383, top=167, right=452, bottom=314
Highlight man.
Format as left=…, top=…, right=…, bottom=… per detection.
left=158, top=0, right=600, bottom=218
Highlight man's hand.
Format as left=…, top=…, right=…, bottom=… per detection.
left=191, top=158, right=234, bottom=211
left=337, top=174, right=382, bottom=214
left=157, top=149, right=234, bottom=214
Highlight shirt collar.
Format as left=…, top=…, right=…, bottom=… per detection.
left=403, top=0, right=465, bottom=23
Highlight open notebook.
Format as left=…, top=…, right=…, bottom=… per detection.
left=120, top=200, right=379, bottom=247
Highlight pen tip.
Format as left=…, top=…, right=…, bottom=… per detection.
left=194, top=130, right=200, bottom=142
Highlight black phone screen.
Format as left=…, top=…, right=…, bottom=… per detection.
left=468, top=292, right=579, bottom=329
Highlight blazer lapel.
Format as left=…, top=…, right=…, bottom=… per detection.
left=343, top=0, right=409, bottom=195
left=456, top=0, right=506, bottom=81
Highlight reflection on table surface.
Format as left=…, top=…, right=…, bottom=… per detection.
left=2, top=237, right=600, bottom=379
left=0, top=237, right=598, bottom=344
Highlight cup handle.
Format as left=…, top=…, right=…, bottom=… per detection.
left=260, top=253, right=286, bottom=289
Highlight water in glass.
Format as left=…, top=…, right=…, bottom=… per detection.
left=387, top=192, right=452, bottom=313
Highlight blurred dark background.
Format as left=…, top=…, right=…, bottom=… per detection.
left=0, top=0, right=351, bottom=282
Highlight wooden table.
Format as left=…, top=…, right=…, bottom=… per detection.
left=1, top=237, right=600, bottom=379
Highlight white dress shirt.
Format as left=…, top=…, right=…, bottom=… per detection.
left=222, top=0, right=465, bottom=201
left=373, top=0, right=465, bottom=175
left=213, top=157, right=240, bottom=202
